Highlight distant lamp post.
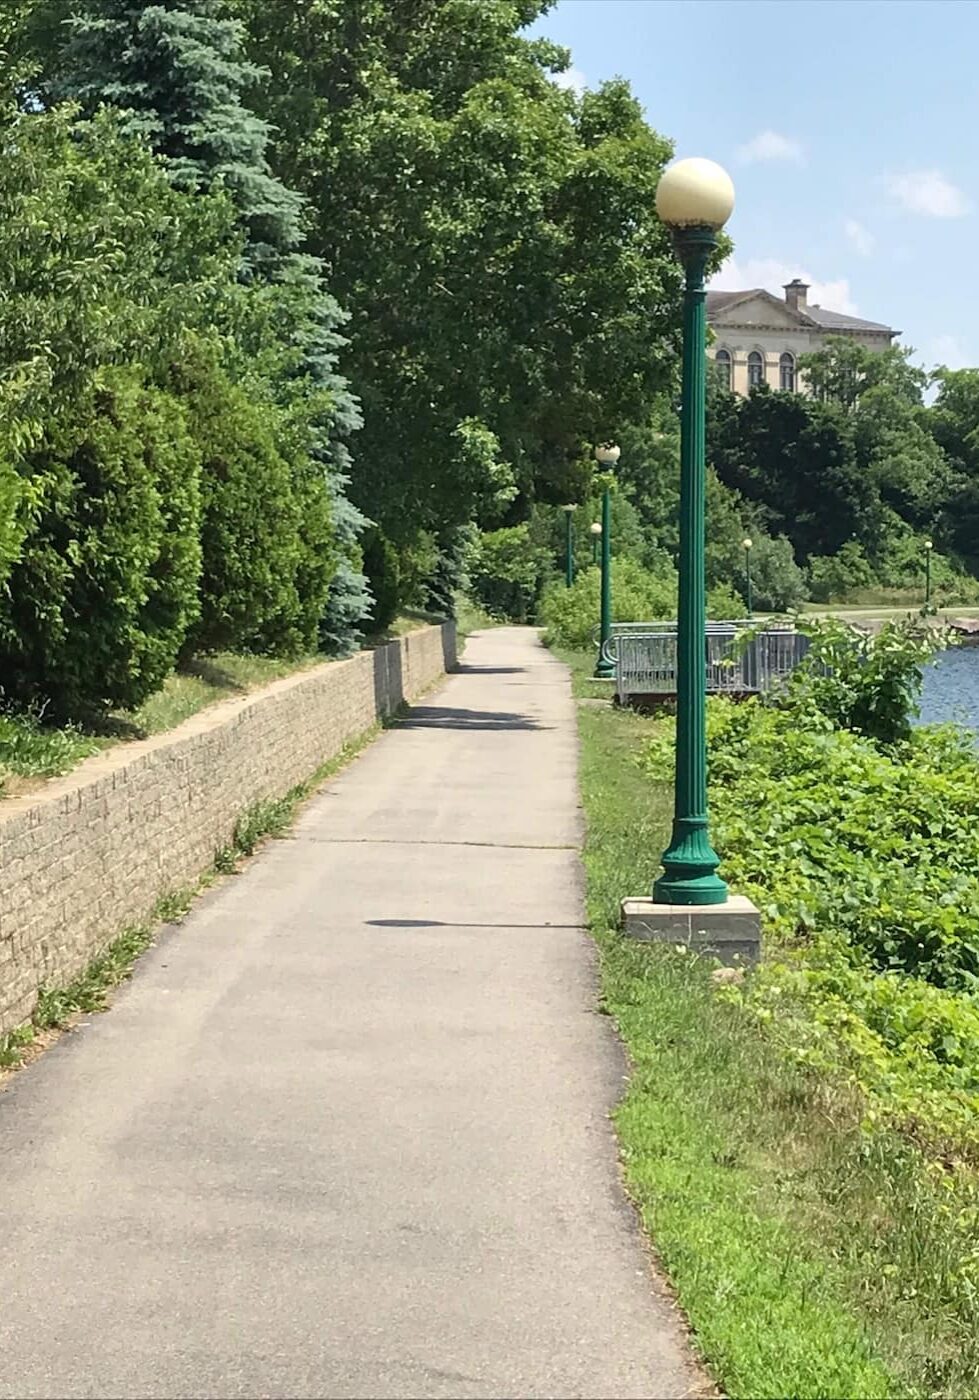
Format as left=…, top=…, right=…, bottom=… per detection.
left=742, top=537, right=753, bottom=617
left=653, top=157, right=735, bottom=906
left=924, top=539, right=934, bottom=613
left=561, top=504, right=577, bottom=588
left=590, top=521, right=602, bottom=566
left=594, top=443, right=620, bottom=679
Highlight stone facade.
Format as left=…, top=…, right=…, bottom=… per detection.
left=708, top=279, right=896, bottom=397
left=0, top=623, right=457, bottom=1035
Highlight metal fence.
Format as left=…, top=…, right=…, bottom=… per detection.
left=613, top=621, right=810, bottom=704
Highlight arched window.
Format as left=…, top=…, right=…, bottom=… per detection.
left=715, top=348, right=732, bottom=391
left=747, top=350, right=764, bottom=388
left=779, top=351, right=796, bottom=392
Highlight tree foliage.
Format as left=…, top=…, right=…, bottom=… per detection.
left=0, top=369, right=202, bottom=713
left=46, top=0, right=369, bottom=651
left=0, top=107, right=232, bottom=708
left=229, top=0, right=685, bottom=544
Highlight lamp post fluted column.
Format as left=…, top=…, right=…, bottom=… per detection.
left=593, top=445, right=619, bottom=679
left=562, top=505, right=576, bottom=588
left=743, top=537, right=753, bottom=618
left=653, top=159, right=734, bottom=907
left=924, top=539, right=933, bottom=614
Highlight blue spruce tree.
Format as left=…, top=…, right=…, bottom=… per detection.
left=54, top=0, right=371, bottom=653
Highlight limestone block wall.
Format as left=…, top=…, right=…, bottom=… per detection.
left=0, top=622, right=456, bottom=1035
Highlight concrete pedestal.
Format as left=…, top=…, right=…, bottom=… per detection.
left=620, top=894, right=761, bottom=966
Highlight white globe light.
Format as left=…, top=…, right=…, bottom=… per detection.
left=594, top=443, right=621, bottom=465
left=590, top=522, right=602, bottom=536
left=655, top=157, right=735, bottom=230
left=742, top=537, right=753, bottom=550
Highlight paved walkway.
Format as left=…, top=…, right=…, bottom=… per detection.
left=0, top=629, right=701, bottom=1400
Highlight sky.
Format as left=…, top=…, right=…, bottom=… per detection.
left=529, top=0, right=979, bottom=374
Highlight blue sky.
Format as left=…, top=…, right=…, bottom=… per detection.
left=530, top=0, right=978, bottom=373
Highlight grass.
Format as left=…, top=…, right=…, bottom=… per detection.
left=0, top=650, right=324, bottom=797
left=0, top=613, right=461, bottom=797
left=0, top=722, right=381, bottom=1075
left=562, top=645, right=979, bottom=1399
left=454, top=594, right=500, bottom=642
left=124, top=651, right=322, bottom=737
left=364, top=608, right=452, bottom=645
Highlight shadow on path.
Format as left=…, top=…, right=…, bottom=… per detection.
left=366, top=919, right=584, bottom=930
left=394, top=705, right=544, bottom=731
left=455, top=664, right=526, bottom=676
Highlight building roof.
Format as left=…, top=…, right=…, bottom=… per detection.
left=803, top=305, right=893, bottom=333
left=705, top=290, right=750, bottom=315
left=706, top=288, right=895, bottom=335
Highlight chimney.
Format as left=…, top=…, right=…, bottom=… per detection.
left=784, top=278, right=809, bottom=312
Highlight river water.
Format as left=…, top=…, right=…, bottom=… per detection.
left=918, top=646, right=979, bottom=733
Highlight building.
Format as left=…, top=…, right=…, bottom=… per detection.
left=706, top=278, right=897, bottom=396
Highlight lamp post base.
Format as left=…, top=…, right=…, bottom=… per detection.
left=652, top=872, right=729, bottom=905
left=654, top=816, right=728, bottom=905
left=621, top=895, right=760, bottom=966
left=594, top=655, right=615, bottom=680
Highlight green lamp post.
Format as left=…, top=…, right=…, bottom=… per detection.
left=743, top=537, right=753, bottom=617
left=924, top=538, right=933, bottom=614
left=590, top=521, right=602, bottom=566
left=653, top=157, right=735, bottom=907
left=562, top=504, right=577, bottom=587
left=594, top=444, right=620, bottom=679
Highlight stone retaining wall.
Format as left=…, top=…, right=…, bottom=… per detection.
left=0, top=622, right=457, bottom=1035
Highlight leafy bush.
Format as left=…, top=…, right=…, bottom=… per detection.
left=539, top=557, right=749, bottom=649
left=808, top=540, right=874, bottom=603
left=640, top=621, right=979, bottom=1153
left=539, top=558, right=675, bottom=648
left=706, top=580, right=745, bottom=620
left=361, top=527, right=400, bottom=631
left=783, top=617, right=944, bottom=744
left=174, top=354, right=333, bottom=657
left=745, top=534, right=808, bottom=611
left=0, top=370, right=201, bottom=713
left=469, top=524, right=547, bottom=622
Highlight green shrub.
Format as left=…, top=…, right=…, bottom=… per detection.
left=785, top=616, right=944, bottom=744
left=174, top=354, right=332, bottom=657
left=808, top=540, right=874, bottom=602
left=639, top=622, right=979, bottom=1152
left=539, top=558, right=749, bottom=648
left=706, top=579, right=745, bottom=620
left=0, top=370, right=201, bottom=713
left=362, top=527, right=400, bottom=631
left=469, top=523, right=547, bottom=621
left=745, top=534, right=808, bottom=611
left=539, top=558, right=675, bottom=648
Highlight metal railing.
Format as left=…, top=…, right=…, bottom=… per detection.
left=613, top=621, right=809, bottom=703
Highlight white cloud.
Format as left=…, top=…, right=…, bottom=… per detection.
left=551, top=66, right=587, bottom=96
left=711, top=255, right=859, bottom=317
left=736, top=130, right=804, bottom=165
left=884, top=169, right=969, bottom=218
left=844, top=218, right=875, bottom=256
left=929, top=334, right=974, bottom=370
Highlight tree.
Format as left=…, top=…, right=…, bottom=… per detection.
left=0, top=369, right=202, bottom=713
left=929, top=369, right=979, bottom=572
left=47, top=0, right=370, bottom=652
left=709, top=388, right=878, bottom=561
left=0, top=106, right=242, bottom=708
left=228, top=0, right=685, bottom=545
left=172, top=350, right=331, bottom=656
left=799, top=337, right=927, bottom=411
left=48, top=0, right=301, bottom=271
